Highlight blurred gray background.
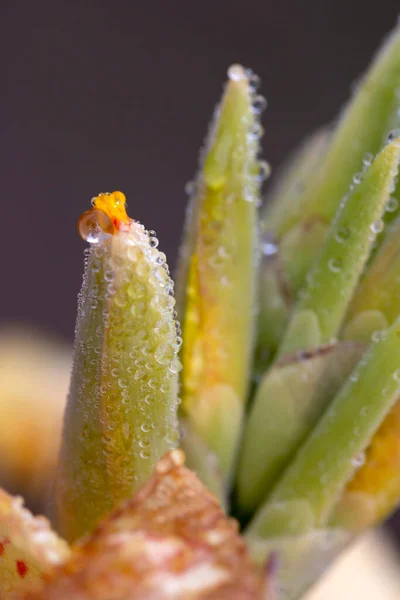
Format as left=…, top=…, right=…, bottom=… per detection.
left=2, top=0, right=399, bottom=338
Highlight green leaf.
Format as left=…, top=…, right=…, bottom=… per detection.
left=177, top=65, right=264, bottom=480
left=180, top=419, right=226, bottom=507
left=236, top=342, right=364, bottom=514
left=57, top=194, right=180, bottom=542
left=248, top=315, right=400, bottom=535
left=279, top=138, right=400, bottom=355
left=247, top=528, right=351, bottom=600
left=262, top=128, right=330, bottom=236
left=342, top=214, right=400, bottom=338
left=269, top=24, right=400, bottom=237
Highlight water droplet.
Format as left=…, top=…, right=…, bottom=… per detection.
left=248, top=120, right=264, bottom=139
left=363, top=152, right=373, bottom=167
left=78, top=209, right=113, bottom=244
left=169, top=358, right=182, bottom=374
left=255, top=160, right=271, bottom=182
left=371, top=330, right=383, bottom=343
left=388, top=129, right=400, bottom=142
left=394, top=369, right=400, bottom=382
left=351, top=452, right=366, bottom=468
left=335, top=226, right=350, bottom=244
left=386, top=196, right=399, bottom=213
left=328, top=258, right=342, bottom=273
left=248, top=73, right=261, bottom=92
left=127, top=246, right=142, bottom=262
left=228, top=64, right=246, bottom=81
left=262, top=232, right=278, bottom=256
left=370, top=219, right=384, bottom=234
left=353, top=172, right=363, bottom=185
left=252, top=95, right=267, bottom=114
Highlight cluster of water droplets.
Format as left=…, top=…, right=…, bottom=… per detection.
left=68, top=214, right=181, bottom=501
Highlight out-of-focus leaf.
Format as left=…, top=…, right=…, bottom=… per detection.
left=0, top=328, right=69, bottom=506
left=249, top=315, right=400, bottom=537
left=256, top=219, right=329, bottom=373
left=342, top=214, right=400, bottom=342
left=57, top=192, right=180, bottom=542
left=262, top=128, right=331, bottom=237
left=278, top=138, right=400, bottom=355
left=180, top=420, right=226, bottom=507
left=248, top=527, right=351, bottom=600
left=331, top=396, right=400, bottom=530
left=236, top=343, right=364, bottom=514
left=177, top=65, right=265, bottom=480
left=268, top=24, right=400, bottom=237
left=0, top=489, right=70, bottom=598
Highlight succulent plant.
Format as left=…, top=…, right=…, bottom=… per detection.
left=3, top=22, right=400, bottom=600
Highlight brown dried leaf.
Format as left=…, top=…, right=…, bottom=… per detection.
left=0, top=489, right=70, bottom=598
left=22, top=451, right=265, bottom=600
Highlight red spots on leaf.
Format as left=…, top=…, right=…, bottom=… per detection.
left=0, top=537, right=10, bottom=556
left=16, top=560, right=28, bottom=578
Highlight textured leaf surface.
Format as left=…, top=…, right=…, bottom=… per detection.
left=249, top=315, right=400, bottom=535
left=26, top=451, right=265, bottom=600
left=278, top=138, right=400, bottom=355
left=237, top=343, right=364, bottom=514
left=177, top=66, right=264, bottom=479
left=57, top=193, right=180, bottom=542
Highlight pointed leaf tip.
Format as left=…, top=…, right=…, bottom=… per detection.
left=57, top=196, right=180, bottom=541
left=177, top=66, right=266, bottom=481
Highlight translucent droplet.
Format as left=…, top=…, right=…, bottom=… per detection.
left=169, top=358, right=182, bottom=374
left=248, top=73, right=261, bottom=93
left=370, top=219, right=384, bottom=234
left=351, top=452, right=366, bottom=468
left=353, top=172, right=363, bottom=185
left=256, top=160, right=271, bottom=182
left=387, top=129, right=400, bottom=142
left=371, top=330, right=383, bottom=343
left=228, top=64, right=246, bottom=81
left=252, top=95, right=267, bottom=114
left=386, top=196, right=399, bottom=213
left=363, top=152, right=373, bottom=167
left=328, top=258, right=342, bottom=273
left=248, top=120, right=264, bottom=140
left=78, top=209, right=113, bottom=243
left=262, top=232, right=278, bottom=256
left=335, top=226, right=350, bottom=244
